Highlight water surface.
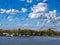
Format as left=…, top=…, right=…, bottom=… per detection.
left=0, top=36, right=60, bottom=45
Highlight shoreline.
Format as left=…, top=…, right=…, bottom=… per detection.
left=0, top=36, right=60, bottom=38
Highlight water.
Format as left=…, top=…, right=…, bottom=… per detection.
left=0, top=36, right=60, bottom=45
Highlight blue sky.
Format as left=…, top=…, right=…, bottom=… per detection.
left=0, top=0, right=60, bottom=31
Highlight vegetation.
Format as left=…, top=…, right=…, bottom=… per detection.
left=0, top=29, right=60, bottom=37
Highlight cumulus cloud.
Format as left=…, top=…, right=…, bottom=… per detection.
left=55, top=17, right=60, bottom=22
left=26, top=0, right=32, bottom=3
left=28, top=2, right=58, bottom=23
left=49, top=10, right=57, bottom=19
left=43, top=0, right=47, bottom=2
left=29, top=12, right=44, bottom=19
left=23, top=24, right=29, bottom=26
left=8, top=19, right=13, bottom=21
left=6, top=9, right=19, bottom=14
left=21, top=8, right=27, bottom=12
left=31, top=2, right=47, bottom=13
left=45, top=10, right=57, bottom=23
left=20, top=0, right=32, bottom=3
left=29, top=2, right=48, bottom=19
left=0, top=9, right=19, bottom=14
left=29, top=13, right=38, bottom=19
left=20, top=0, right=25, bottom=1
left=0, top=8, right=27, bottom=14
left=21, top=24, right=31, bottom=29
left=7, top=16, right=12, bottom=19
left=28, top=1, right=60, bottom=29
left=36, top=21, right=40, bottom=25
left=7, top=16, right=13, bottom=21
left=0, top=9, right=6, bottom=13
left=47, top=20, right=51, bottom=23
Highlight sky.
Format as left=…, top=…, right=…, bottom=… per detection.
left=0, top=0, right=60, bottom=31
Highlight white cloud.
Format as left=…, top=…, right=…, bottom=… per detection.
left=55, top=17, right=60, bottom=21
left=49, top=10, right=57, bottom=19
left=26, top=0, right=32, bottom=3
left=29, top=2, right=48, bottom=19
left=47, top=20, right=51, bottom=23
left=36, top=21, right=40, bottom=25
left=8, top=19, right=13, bottom=21
left=43, top=0, right=47, bottom=2
left=21, top=8, right=27, bottom=12
left=29, top=13, right=38, bottom=19
left=22, top=24, right=30, bottom=29
left=24, top=24, right=29, bottom=26
left=7, top=16, right=12, bottom=19
left=28, top=2, right=58, bottom=23
left=28, top=1, right=60, bottom=29
left=31, top=2, right=47, bottom=13
left=20, top=0, right=32, bottom=3
left=7, top=16, right=13, bottom=21
left=0, top=9, right=6, bottom=13
left=20, top=0, right=25, bottom=1
left=45, top=10, right=57, bottom=23
left=0, top=8, right=27, bottom=14
left=6, top=9, right=19, bottom=14
left=29, top=12, right=44, bottom=19
left=57, top=22, right=60, bottom=26
left=0, top=9, right=19, bottom=14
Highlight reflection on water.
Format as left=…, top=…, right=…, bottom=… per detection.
left=0, top=36, right=60, bottom=45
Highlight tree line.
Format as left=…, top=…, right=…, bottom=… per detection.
left=0, top=29, right=60, bottom=37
